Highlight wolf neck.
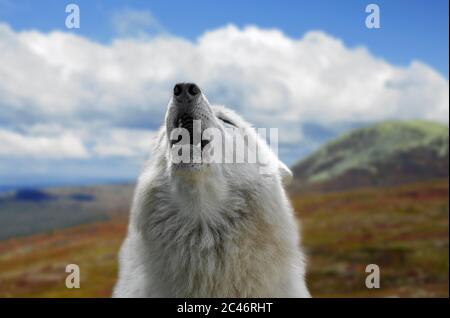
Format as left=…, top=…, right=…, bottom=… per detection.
left=171, top=167, right=229, bottom=220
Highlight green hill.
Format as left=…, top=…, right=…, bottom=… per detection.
left=291, top=120, right=449, bottom=192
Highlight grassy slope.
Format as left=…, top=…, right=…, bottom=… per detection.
left=0, top=218, right=127, bottom=297
left=0, top=180, right=448, bottom=298
left=293, top=120, right=449, bottom=184
left=292, top=179, right=449, bottom=297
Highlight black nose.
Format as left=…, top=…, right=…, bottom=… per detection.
left=173, top=83, right=201, bottom=102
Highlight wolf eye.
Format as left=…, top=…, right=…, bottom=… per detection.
left=218, top=117, right=236, bottom=127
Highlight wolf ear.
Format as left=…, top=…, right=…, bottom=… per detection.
left=278, top=161, right=293, bottom=186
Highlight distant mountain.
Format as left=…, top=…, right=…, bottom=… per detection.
left=290, top=120, right=449, bottom=193
left=14, top=189, right=55, bottom=202
left=0, top=184, right=134, bottom=240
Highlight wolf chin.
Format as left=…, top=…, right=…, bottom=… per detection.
left=113, top=83, right=310, bottom=297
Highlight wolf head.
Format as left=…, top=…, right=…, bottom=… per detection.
left=162, top=82, right=292, bottom=187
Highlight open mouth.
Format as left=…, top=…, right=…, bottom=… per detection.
left=170, top=114, right=210, bottom=150
left=178, top=113, right=194, bottom=139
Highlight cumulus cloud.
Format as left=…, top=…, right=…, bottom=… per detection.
left=0, top=128, right=88, bottom=158
left=91, top=129, right=156, bottom=158
left=0, top=22, right=448, bottom=168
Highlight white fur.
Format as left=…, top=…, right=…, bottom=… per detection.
left=113, top=96, right=310, bottom=298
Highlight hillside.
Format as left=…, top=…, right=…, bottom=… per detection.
left=291, top=120, right=449, bottom=192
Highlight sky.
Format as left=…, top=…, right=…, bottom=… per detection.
left=0, top=0, right=448, bottom=187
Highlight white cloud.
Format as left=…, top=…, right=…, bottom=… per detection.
left=0, top=128, right=88, bottom=158
left=91, top=129, right=155, bottom=158
left=111, top=8, right=166, bottom=37
left=0, top=22, right=448, bottom=164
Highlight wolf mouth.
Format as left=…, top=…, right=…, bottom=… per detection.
left=170, top=114, right=210, bottom=150
left=177, top=113, right=194, bottom=135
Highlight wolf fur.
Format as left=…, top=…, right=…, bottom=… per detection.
left=113, top=87, right=310, bottom=297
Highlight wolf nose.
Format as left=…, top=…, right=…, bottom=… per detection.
left=173, top=83, right=201, bottom=103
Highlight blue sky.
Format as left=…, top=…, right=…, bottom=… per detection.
left=1, top=0, right=448, bottom=77
left=0, top=0, right=448, bottom=187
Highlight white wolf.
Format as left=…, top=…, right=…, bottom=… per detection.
left=113, top=83, right=310, bottom=297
